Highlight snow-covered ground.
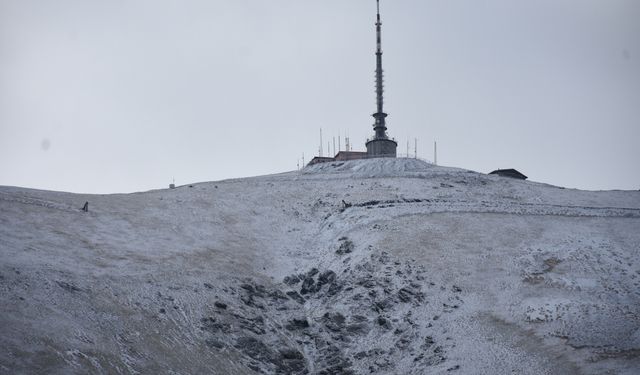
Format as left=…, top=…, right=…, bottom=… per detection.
left=1, top=158, right=639, bottom=374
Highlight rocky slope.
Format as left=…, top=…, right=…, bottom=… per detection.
left=1, top=158, right=639, bottom=374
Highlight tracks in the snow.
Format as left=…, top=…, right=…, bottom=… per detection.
left=340, top=197, right=640, bottom=219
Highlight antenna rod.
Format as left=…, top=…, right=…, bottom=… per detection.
left=434, top=141, right=437, bottom=165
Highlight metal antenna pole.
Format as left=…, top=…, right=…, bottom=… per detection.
left=372, top=0, right=388, bottom=140
left=434, top=141, right=437, bottom=165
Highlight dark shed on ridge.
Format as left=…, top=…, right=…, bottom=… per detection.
left=489, top=169, right=528, bottom=180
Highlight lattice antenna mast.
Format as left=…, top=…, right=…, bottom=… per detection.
left=372, top=0, right=388, bottom=140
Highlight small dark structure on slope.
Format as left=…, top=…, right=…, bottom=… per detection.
left=489, top=169, right=528, bottom=180
left=308, top=156, right=336, bottom=166
left=335, top=151, right=367, bottom=161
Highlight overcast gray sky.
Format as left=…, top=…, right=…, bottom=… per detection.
left=1, top=0, right=639, bottom=193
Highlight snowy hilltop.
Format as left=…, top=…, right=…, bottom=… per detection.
left=1, top=158, right=639, bottom=374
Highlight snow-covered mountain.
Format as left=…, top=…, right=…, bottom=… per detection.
left=1, top=158, right=639, bottom=374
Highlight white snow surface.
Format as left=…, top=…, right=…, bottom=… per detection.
left=1, top=158, right=639, bottom=374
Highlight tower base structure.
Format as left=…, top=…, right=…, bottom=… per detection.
left=366, top=138, right=397, bottom=158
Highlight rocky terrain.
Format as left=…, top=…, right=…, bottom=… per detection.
left=1, top=158, right=639, bottom=374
